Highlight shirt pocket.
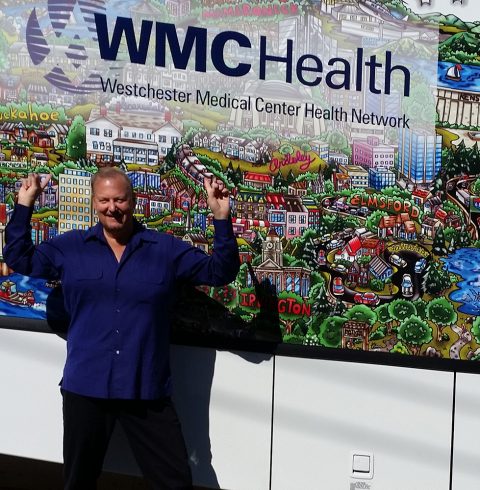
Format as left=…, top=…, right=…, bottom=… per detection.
left=74, top=271, right=104, bottom=300
left=136, top=276, right=169, bottom=305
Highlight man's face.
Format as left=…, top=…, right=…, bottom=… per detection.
left=92, top=176, right=135, bottom=234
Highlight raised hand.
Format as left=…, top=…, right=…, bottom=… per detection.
left=203, top=175, right=230, bottom=220
left=18, top=173, right=52, bottom=207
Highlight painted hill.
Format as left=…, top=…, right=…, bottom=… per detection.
left=375, top=37, right=436, bottom=60
left=419, top=12, right=478, bottom=31
left=439, top=31, right=480, bottom=65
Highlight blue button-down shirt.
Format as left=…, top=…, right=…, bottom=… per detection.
left=4, top=204, right=240, bottom=399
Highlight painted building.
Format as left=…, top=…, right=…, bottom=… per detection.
left=397, top=128, right=442, bottom=185
left=58, top=169, right=94, bottom=233
left=252, top=229, right=311, bottom=297
left=86, top=116, right=120, bottom=166
left=126, top=171, right=161, bottom=191
left=435, top=87, right=480, bottom=128
left=368, top=167, right=396, bottom=190
left=284, top=196, right=308, bottom=239
left=266, top=193, right=287, bottom=237
left=339, top=165, right=369, bottom=189
left=352, top=136, right=395, bottom=169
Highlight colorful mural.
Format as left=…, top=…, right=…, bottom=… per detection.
left=0, top=0, right=479, bottom=362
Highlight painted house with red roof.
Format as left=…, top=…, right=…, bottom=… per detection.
left=134, top=192, right=150, bottom=218
left=434, top=208, right=448, bottom=225
left=335, top=236, right=363, bottom=262
left=446, top=212, right=462, bottom=229
left=183, top=233, right=209, bottom=253
left=333, top=172, right=351, bottom=191
left=378, top=215, right=397, bottom=238
left=288, top=181, right=307, bottom=196
left=171, top=212, right=185, bottom=225
left=149, top=195, right=171, bottom=216
left=421, top=217, right=442, bottom=239
left=176, top=187, right=197, bottom=211
left=28, top=129, right=53, bottom=148
left=244, top=172, right=273, bottom=189
left=412, top=188, right=431, bottom=207
left=361, top=238, right=384, bottom=256
left=396, top=213, right=417, bottom=240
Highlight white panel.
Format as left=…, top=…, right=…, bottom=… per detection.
left=452, top=372, right=480, bottom=490
left=0, top=329, right=66, bottom=462
left=171, top=345, right=273, bottom=490
left=272, top=357, right=453, bottom=490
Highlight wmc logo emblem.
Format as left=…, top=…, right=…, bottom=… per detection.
left=26, top=0, right=107, bottom=94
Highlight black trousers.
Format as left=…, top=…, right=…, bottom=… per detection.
left=62, top=390, right=193, bottom=490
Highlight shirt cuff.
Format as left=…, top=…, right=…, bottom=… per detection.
left=11, top=203, right=34, bottom=223
left=212, top=217, right=234, bottom=236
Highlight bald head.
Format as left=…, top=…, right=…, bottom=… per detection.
left=91, top=167, right=134, bottom=199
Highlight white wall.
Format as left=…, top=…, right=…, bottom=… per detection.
left=0, top=329, right=65, bottom=463
left=0, top=328, right=478, bottom=490
left=451, top=372, right=480, bottom=489
left=271, top=357, right=453, bottom=490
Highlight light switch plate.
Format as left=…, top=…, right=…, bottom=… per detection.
left=351, top=451, right=374, bottom=479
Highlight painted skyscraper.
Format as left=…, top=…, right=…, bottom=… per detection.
left=397, top=127, right=442, bottom=185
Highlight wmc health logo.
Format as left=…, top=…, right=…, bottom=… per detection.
left=26, top=0, right=107, bottom=94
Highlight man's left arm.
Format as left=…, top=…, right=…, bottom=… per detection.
left=172, top=176, right=240, bottom=285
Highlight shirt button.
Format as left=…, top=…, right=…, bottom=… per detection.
left=115, top=288, right=120, bottom=293
left=115, top=350, right=120, bottom=355
left=115, top=309, right=120, bottom=313
left=115, top=329, right=119, bottom=334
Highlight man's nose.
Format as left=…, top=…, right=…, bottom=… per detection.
left=107, top=201, right=116, bottom=212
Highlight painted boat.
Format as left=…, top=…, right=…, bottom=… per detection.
left=446, top=64, right=462, bottom=81
left=0, top=280, right=35, bottom=306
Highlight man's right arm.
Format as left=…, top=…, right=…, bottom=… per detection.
left=3, top=203, right=63, bottom=279
left=3, top=174, right=63, bottom=279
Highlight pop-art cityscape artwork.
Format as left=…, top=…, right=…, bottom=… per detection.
left=0, top=0, right=479, bottom=362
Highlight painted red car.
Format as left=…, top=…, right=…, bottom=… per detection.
left=353, top=292, right=380, bottom=306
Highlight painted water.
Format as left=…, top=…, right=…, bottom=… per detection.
left=438, top=62, right=480, bottom=92
left=0, top=274, right=49, bottom=320
left=443, top=248, right=480, bottom=315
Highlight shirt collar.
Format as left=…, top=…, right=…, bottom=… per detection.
left=83, top=218, right=156, bottom=244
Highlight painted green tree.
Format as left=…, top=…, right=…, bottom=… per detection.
left=345, top=305, right=377, bottom=326
left=365, top=210, right=389, bottom=233
left=308, top=283, right=332, bottom=321
left=472, top=317, right=480, bottom=344
left=388, top=299, right=416, bottom=331
left=318, top=316, right=346, bottom=348
left=398, top=316, right=433, bottom=356
left=422, top=262, right=451, bottom=295
left=66, top=115, right=86, bottom=161
left=412, top=298, right=428, bottom=319
left=426, top=297, right=457, bottom=342
left=432, top=228, right=447, bottom=257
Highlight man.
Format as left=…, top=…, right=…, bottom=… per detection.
left=4, top=168, right=240, bottom=489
